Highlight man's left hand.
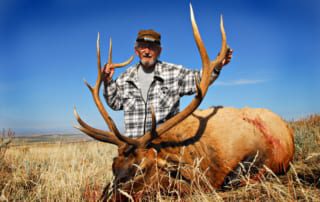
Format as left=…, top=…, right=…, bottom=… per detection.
left=220, top=48, right=233, bottom=68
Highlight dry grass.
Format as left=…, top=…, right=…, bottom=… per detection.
left=290, top=114, right=320, bottom=161
left=2, top=141, right=117, bottom=201
left=1, top=114, right=319, bottom=201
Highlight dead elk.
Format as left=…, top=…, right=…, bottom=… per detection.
left=74, top=5, right=294, bottom=201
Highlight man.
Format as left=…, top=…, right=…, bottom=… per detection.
left=103, top=29, right=232, bottom=137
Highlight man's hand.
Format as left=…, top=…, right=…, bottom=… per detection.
left=217, top=48, right=233, bottom=70
left=103, top=63, right=115, bottom=83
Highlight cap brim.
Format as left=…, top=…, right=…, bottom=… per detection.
left=136, top=38, right=161, bottom=45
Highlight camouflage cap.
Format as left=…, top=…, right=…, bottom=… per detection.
left=136, top=29, right=161, bottom=45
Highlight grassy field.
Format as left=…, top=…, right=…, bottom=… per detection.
left=1, top=115, right=319, bottom=201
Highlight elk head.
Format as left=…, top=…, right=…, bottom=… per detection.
left=74, top=4, right=229, bottom=197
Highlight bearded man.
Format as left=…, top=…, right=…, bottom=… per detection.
left=103, top=29, right=232, bottom=137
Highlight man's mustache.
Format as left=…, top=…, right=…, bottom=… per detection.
left=142, top=53, right=152, bottom=58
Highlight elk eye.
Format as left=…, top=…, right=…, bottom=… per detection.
left=124, top=145, right=136, bottom=156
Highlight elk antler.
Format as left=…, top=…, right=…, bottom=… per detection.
left=74, top=33, right=134, bottom=146
left=124, top=4, right=228, bottom=147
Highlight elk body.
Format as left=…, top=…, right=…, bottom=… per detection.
left=74, top=5, right=294, bottom=201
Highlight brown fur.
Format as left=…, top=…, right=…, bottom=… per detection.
left=106, top=106, right=294, bottom=201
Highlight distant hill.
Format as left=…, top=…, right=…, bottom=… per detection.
left=12, top=133, right=92, bottom=146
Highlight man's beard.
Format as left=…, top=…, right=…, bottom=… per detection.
left=140, top=58, right=157, bottom=68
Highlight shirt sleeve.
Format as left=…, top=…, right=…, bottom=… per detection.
left=103, top=79, right=124, bottom=110
left=178, top=67, right=221, bottom=96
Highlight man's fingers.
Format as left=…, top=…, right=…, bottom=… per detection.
left=218, top=48, right=233, bottom=67
left=110, top=69, right=115, bottom=77
left=225, top=49, right=233, bottom=64
left=102, top=64, right=115, bottom=82
left=103, top=64, right=114, bottom=73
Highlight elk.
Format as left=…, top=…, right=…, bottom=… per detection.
left=74, top=5, right=294, bottom=201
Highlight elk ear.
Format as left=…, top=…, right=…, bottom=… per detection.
left=156, top=157, right=167, bottom=168
left=148, top=148, right=158, bottom=157
left=139, top=148, right=158, bottom=169
left=146, top=149, right=168, bottom=168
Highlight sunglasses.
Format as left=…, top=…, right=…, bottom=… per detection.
left=136, top=42, right=160, bottom=50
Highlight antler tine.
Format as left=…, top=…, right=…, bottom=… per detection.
left=134, top=4, right=228, bottom=147
left=73, top=107, right=124, bottom=146
left=150, top=106, right=157, bottom=137
left=113, top=56, right=134, bottom=68
left=210, top=15, right=227, bottom=71
left=108, top=37, right=112, bottom=64
left=189, top=3, right=210, bottom=71
left=108, top=37, right=134, bottom=68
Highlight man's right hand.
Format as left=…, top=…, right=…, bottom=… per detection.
left=103, top=63, right=115, bottom=83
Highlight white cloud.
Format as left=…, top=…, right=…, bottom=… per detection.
left=215, top=79, right=267, bottom=86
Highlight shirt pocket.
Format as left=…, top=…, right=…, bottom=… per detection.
left=155, top=84, right=181, bottom=123
left=157, top=86, right=173, bottom=108
left=157, top=85, right=179, bottom=110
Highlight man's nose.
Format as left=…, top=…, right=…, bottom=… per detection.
left=142, top=48, right=151, bottom=53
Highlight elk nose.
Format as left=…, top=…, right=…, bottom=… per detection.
left=114, top=169, right=129, bottom=182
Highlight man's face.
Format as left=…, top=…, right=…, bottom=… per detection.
left=135, top=42, right=162, bottom=68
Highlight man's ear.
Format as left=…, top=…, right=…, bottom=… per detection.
left=157, top=46, right=162, bottom=56
left=134, top=48, right=139, bottom=56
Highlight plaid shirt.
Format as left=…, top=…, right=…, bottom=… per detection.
left=104, top=61, right=220, bottom=137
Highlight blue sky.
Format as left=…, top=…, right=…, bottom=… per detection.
left=0, top=0, right=319, bottom=135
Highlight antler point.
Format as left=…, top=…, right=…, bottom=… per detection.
left=73, top=125, right=82, bottom=131
left=83, top=79, right=93, bottom=90
left=73, top=107, right=80, bottom=118
left=189, top=3, right=195, bottom=20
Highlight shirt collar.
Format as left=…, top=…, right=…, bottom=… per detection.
left=126, top=63, right=139, bottom=87
left=126, top=61, right=164, bottom=86
left=154, top=60, right=164, bottom=82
